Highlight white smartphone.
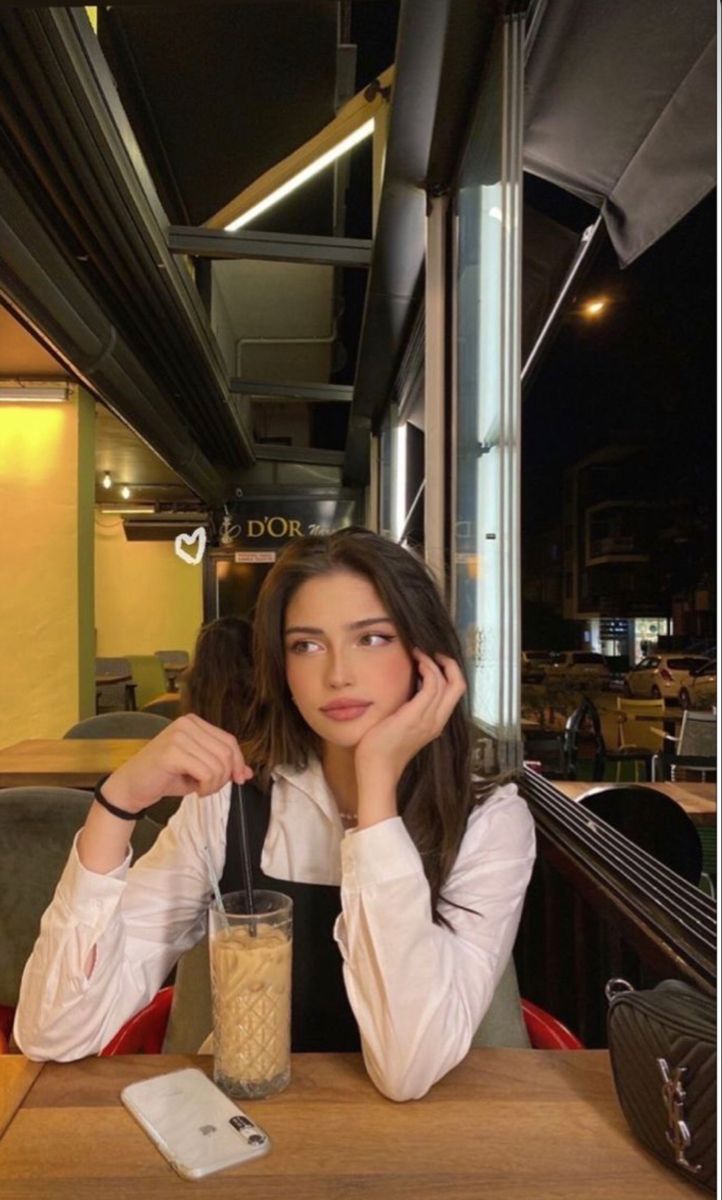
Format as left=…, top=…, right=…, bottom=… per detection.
left=121, top=1068, right=271, bottom=1181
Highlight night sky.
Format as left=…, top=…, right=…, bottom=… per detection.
left=521, top=188, right=717, bottom=538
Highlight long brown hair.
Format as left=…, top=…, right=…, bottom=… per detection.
left=244, top=527, right=509, bottom=923
left=182, top=616, right=253, bottom=741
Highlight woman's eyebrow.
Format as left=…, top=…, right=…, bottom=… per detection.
left=284, top=616, right=395, bottom=636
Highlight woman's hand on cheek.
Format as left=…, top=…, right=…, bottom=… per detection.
left=354, top=650, right=467, bottom=793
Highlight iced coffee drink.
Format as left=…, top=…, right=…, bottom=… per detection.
left=209, top=891, right=293, bottom=1099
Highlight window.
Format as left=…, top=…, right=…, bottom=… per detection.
left=452, top=12, right=524, bottom=768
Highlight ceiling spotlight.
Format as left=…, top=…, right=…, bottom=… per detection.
left=102, top=471, right=112, bottom=489
left=120, top=485, right=131, bottom=500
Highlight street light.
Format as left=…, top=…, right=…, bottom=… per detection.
left=583, top=298, right=607, bottom=318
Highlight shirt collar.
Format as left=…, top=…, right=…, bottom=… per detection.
left=271, top=755, right=339, bottom=823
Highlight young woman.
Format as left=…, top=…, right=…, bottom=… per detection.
left=15, top=528, right=535, bottom=1100
left=180, top=615, right=253, bottom=736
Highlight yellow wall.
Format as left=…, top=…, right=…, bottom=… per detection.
left=94, top=517, right=203, bottom=657
left=0, top=392, right=89, bottom=742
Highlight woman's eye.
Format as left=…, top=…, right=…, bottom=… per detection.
left=359, top=633, right=395, bottom=647
left=288, top=640, right=321, bottom=654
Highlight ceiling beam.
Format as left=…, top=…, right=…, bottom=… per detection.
left=230, top=380, right=352, bottom=403
left=0, top=8, right=255, bottom=474
left=342, top=1, right=451, bottom=485
left=168, top=227, right=372, bottom=269
left=0, top=163, right=228, bottom=504
left=253, top=444, right=345, bottom=466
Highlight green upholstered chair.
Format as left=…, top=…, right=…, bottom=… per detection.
left=0, top=787, right=162, bottom=1014
left=471, top=954, right=530, bottom=1048
left=95, top=657, right=133, bottom=713
left=161, top=939, right=531, bottom=1055
left=153, top=651, right=190, bottom=692
left=162, top=936, right=213, bottom=1053
left=125, top=656, right=170, bottom=711
left=63, top=711, right=170, bottom=739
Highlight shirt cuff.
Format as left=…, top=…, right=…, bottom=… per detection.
left=54, top=831, right=133, bottom=917
left=341, top=816, right=424, bottom=891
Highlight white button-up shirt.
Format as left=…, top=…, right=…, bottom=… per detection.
left=14, top=760, right=535, bottom=1101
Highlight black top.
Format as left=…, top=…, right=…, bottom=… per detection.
left=219, top=780, right=361, bottom=1053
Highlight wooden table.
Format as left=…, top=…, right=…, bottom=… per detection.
left=0, top=1052, right=694, bottom=1199
left=143, top=693, right=182, bottom=712
left=554, top=779, right=717, bottom=827
left=0, top=739, right=148, bottom=789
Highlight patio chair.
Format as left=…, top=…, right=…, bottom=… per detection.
left=577, top=785, right=702, bottom=886
left=560, top=696, right=656, bottom=782
left=650, top=710, right=717, bottom=781
left=523, top=698, right=598, bottom=781
left=522, top=726, right=567, bottom=779
left=615, top=698, right=666, bottom=781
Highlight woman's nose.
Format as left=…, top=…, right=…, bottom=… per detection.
left=324, top=646, right=354, bottom=688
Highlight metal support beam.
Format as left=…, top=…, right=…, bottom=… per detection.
left=230, top=379, right=352, bottom=403
left=168, top=227, right=372, bottom=269
left=343, top=0, right=453, bottom=486
left=424, top=193, right=447, bottom=595
left=253, top=444, right=345, bottom=466
left=344, top=0, right=498, bottom=487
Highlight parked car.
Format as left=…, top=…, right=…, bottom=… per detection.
left=623, top=654, right=709, bottom=702
left=546, top=651, right=611, bottom=688
left=521, top=650, right=552, bottom=683
left=679, top=660, right=717, bottom=710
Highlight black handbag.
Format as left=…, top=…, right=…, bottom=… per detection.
left=606, top=978, right=716, bottom=1193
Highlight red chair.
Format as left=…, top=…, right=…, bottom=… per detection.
left=99, top=986, right=582, bottom=1057
left=521, top=998, right=583, bottom=1049
left=100, top=986, right=174, bottom=1056
left=0, top=1003, right=15, bottom=1051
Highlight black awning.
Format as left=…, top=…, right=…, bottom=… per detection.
left=524, top=0, right=716, bottom=267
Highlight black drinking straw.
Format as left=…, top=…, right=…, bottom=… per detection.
left=233, top=781, right=256, bottom=936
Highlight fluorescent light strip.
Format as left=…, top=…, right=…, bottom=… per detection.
left=225, top=118, right=375, bottom=232
left=0, top=384, right=68, bottom=402
left=100, top=506, right=155, bottom=515
left=392, top=420, right=408, bottom=542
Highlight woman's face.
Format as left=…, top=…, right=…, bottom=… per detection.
left=283, top=569, right=415, bottom=751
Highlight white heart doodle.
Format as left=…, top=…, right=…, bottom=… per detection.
left=174, top=527, right=207, bottom=565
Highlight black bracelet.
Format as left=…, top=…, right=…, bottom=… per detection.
left=93, top=774, right=147, bottom=821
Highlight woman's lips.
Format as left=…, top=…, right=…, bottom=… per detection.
left=320, top=703, right=372, bottom=722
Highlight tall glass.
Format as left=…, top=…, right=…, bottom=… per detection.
left=209, top=890, right=293, bottom=1099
